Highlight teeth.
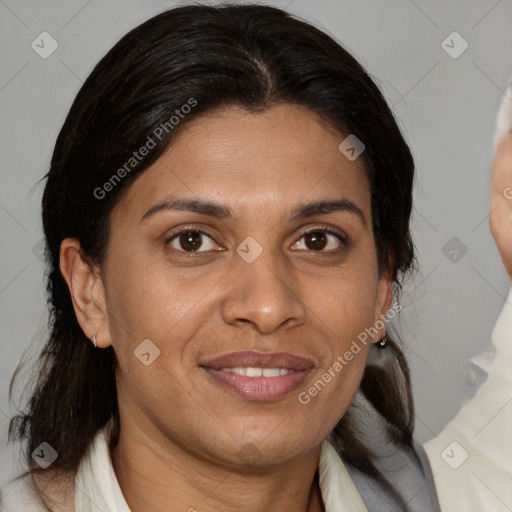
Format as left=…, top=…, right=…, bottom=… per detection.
left=220, top=367, right=290, bottom=377
left=246, top=367, right=262, bottom=377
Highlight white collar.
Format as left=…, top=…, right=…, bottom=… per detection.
left=75, top=426, right=367, bottom=512
left=318, top=441, right=368, bottom=511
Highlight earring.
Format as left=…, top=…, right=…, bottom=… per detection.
left=90, top=334, right=97, bottom=348
left=378, top=332, right=388, bottom=349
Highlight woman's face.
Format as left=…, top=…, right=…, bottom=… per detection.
left=101, top=104, right=391, bottom=467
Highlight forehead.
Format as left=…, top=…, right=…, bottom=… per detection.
left=112, top=104, right=370, bottom=222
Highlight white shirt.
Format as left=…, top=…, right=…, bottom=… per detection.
left=423, top=285, right=512, bottom=511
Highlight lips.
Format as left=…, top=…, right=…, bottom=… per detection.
left=200, top=351, right=314, bottom=401
left=202, top=351, right=314, bottom=371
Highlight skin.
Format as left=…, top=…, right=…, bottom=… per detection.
left=489, top=131, right=512, bottom=280
left=60, top=104, right=393, bottom=512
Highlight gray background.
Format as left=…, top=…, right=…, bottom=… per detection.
left=1, top=0, right=511, bottom=494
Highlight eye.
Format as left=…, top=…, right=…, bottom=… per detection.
left=165, top=229, right=222, bottom=252
left=291, top=228, right=347, bottom=252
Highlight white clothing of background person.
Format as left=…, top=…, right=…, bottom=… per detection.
left=423, top=79, right=512, bottom=511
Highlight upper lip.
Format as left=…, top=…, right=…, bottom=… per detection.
left=201, top=351, right=315, bottom=371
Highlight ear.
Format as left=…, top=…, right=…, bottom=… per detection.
left=371, top=260, right=394, bottom=344
left=59, top=238, right=111, bottom=348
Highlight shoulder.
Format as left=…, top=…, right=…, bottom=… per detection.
left=343, top=439, right=441, bottom=512
left=1, top=470, right=74, bottom=512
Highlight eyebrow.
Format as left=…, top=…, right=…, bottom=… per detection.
left=140, top=196, right=367, bottom=227
left=141, top=197, right=232, bottom=221
left=290, top=199, right=366, bottom=227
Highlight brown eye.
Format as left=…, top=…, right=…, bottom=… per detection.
left=291, top=229, right=346, bottom=252
left=166, top=229, right=220, bottom=252
left=179, top=232, right=203, bottom=251
left=304, top=231, right=328, bottom=250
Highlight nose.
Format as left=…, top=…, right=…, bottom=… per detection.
left=221, top=251, right=307, bottom=335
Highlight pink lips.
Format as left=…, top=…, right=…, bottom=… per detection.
left=201, top=351, right=314, bottom=401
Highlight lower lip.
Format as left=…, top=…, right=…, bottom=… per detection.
left=203, top=368, right=311, bottom=401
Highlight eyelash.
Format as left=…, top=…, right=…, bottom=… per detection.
left=164, top=225, right=349, bottom=255
left=295, top=226, right=349, bottom=253
left=165, top=227, right=216, bottom=255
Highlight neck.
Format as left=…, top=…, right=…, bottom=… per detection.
left=110, top=415, right=325, bottom=512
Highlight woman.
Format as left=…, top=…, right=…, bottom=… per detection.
left=1, top=4, right=509, bottom=511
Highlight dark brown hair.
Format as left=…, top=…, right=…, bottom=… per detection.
left=8, top=3, right=417, bottom=510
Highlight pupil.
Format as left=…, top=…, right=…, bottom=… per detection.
left=306, top=232, right=327, bottom=250
left=180, top=232, right=202, bottom=251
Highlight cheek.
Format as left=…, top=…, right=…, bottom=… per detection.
left=102, top=254, right=178, bottom=370
left=305, top=259, right=380, bottom=340
left=298, top=295, right=374, bottom=432
left=296, top=338, right=369, bottom=440
left=104, top=251, right=187, bottom=333
left=298, top=259, right=379, bottom=412
left=103, top=251, right=223, bottom=377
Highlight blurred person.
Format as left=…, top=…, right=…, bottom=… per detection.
left=423, top=80, right=512, bottom=511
